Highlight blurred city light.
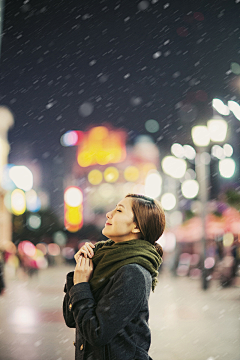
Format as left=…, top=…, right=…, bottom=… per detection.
left=230, top=62, right=240, bottom=75
left=204, top=257, right=215, bottom=269
left=25, top=189, right=41, bottom=212
left=223, top=144, right=233, bottom=157
left=212, top=98, right=230, bottom=115
left=62, top=247, right=75, bottom=260
left=183, top=145, right=196, bottom=160
left=124, top=166, right=139, bottom=182
left=157, top=232, right=176, bottom=252
left=64, top=187, right=83, bottom=232
left=48, top=243, right=60, bottom=256
left=184, top=168, right=196, bottom=180
left=53, top=231, right=67, bottom=246
left=223, top=232, right=234, bottom=247
left=207, top=118, right=228, bottom=142
left=77, top=126, right=126, bottom=167
left=18, top=241, right=36, bottom=257
left=9, top=166, right=33, bottom=191
left=171, top=143, right=184, bottom=158
left=104, top=167, right=119, bottom=182
left=60, top=130, right=83, bottom=146
left=11, top=189, right=26, bottom=215
left=98, top=183, right=115, bottom=199
left=228, top=100, right=240, bottom=120
left=145, top=171, right=162, bottom=198
left=1, top=164, right=15, bottom=190
left=169, top=210, right=183, bottom=227
left=88, top=169, right=103, bottom=185
left=27, top=214, right=41, bottom=230
left=36, top=243, right=48, bottom=255
left=11, top=306, right=37, bottom=328
left=161, top=193, right=176, bottom=211
left=211, top=145, right=225, bottom=159
left=219, top=158, right=236, bottom=178
left=181, top=179, right=199, bottom=199
left=191, top=126, right=210, bottom=147
left=64, top=187, right=83, bottom=207
left=145, top=119, right=159, bottom=133
left=162, top=156, right=187, bottom=179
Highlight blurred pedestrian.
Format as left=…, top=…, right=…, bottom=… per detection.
left=63, top=194, right=165, bottom=360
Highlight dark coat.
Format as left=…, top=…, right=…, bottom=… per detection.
left=63, top=263, right=154, bottom=360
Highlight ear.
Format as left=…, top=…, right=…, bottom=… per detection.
left=132, top=225, right=140, bottom=234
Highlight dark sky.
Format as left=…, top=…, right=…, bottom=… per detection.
left=1, top=0, right=240, bottom=201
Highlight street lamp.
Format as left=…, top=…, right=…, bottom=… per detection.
left=191, top=118, right=228, bottom=290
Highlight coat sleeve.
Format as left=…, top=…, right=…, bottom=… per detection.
left=62, top=271, right=76, bottom=328
left=68, top=265, right=146, bottom=346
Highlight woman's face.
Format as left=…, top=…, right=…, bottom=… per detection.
left=102, top=197, right=140, bottom=242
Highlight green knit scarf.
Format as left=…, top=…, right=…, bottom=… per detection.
left=89, top=239, right=163, bottom=298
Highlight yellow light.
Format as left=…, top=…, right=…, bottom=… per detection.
left=223, top=233, right=234, bottom=247
left=124, top=166, right=139, bottom=182
left=88, top=169, right=103, bottom=185
left=11, top=189, right=26, bottom=215
left=141, top=163, right=157, bottom=175
left=89, top=126, right=108, bottom=140
left=191, top=126, right=210, bottom=147
left=104, top=167, right=119, bottom=183
left=77, top=151, right=94, bottom=167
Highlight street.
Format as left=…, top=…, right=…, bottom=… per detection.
left=0, top=265, right=239, bottom=360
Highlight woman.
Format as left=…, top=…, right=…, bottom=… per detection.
left=63, top=194, right=165, bottom=360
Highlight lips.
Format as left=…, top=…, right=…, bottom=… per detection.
left=105, top=222, right=112, bottom=226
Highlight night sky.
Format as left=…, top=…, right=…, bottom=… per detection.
left=1, top=0, right=240, bottom=209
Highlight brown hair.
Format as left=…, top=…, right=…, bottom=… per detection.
left=125, top=194, right=165, bottom=257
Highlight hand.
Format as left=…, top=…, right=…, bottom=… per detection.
left=74, top=242, right=95, bottom=262
left=74, top=256, right=94, bottom=285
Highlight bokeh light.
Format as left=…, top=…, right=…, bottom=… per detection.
left=204, top=257, right=215, bottom=269
left=64, top=187, right=83, bottom=207
left=162, top=156, right=187, bottom=179
left=145, top=171, right=162, bottom=198
left=27, top=214, right=41, bottom=230
left=36, top=243, right=48, bottom=255
left=219, top=158, right=236, bottom=178
left=26, top=189, right=41, bottom=212
left=18, top=241, right=36, bottom=257
left=145, top=119, right=159, bottom=133
left=98, top=183, right=115, bottom=199
left=183, top=145, right=196, bottom=160
left=207, top=118, right=228, bottom=142
left=53, top=231, right=67, bottom=246
left=230, top=62, right=240, bottom=75
left=191, top=126, right=210, bottom=147
left=211, top=145, right=225, bottom=159
left=62, top=247, right=75, bottom=260
left=228, top=100, right=240, bottom=120
left=48, top=243, right=60, bottom=256
left=223, top=144, right=233, bottom=157
left=9, top=166, right=33, bottom=191
left=161, top=193, right=176, bottom=211
left=88, top=169, right=103, bottom=185
left=11, top=189, right=26, bottom=215
left=124, top=166, right=139, bottom=182
left=223, top=232, right=234, bottom=247
left=104, top=167, right=119, bottom=183
left=171, top=143, right=184, bottom=158
left=212, top=98, right=230, bottom=115
left=181, top=180, right=199, bottom=199
left=60, top=131, right=81, bottom=147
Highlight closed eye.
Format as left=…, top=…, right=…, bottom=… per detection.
left=117, top=210, right=122, bottom=212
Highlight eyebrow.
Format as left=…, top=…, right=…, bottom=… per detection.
left=116, top=204, right=125, bottom=208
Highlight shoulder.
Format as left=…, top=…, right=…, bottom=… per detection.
left=114, top=263, right=152, bottom=287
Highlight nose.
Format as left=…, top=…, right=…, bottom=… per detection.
left=106, top=211, right=112, bottom=219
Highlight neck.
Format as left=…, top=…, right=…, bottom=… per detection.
left=111, top=234, right=140, bottom=243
